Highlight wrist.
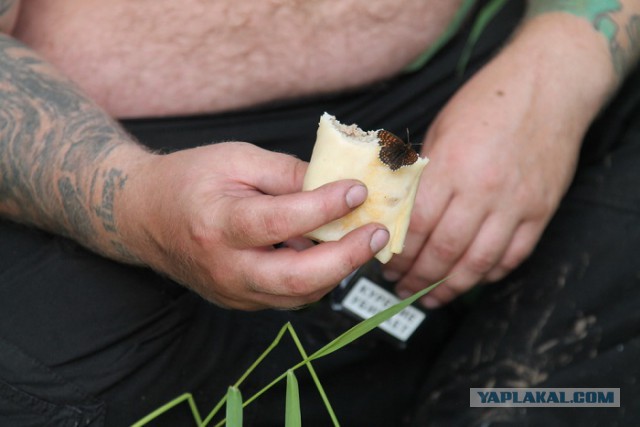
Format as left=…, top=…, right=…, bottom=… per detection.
left=92, top=143, right=159, bottom=265
left=513, top=13, right=617, bottom=116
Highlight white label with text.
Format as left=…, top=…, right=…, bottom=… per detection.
left=342, top=277, right=426, bottom=341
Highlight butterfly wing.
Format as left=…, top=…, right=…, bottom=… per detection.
left=377, top=130, right=419, bottom=171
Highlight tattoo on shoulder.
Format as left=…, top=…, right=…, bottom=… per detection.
left=0, top=34, right=137, bottom=258
left=527, top=0, right=640, bottom=75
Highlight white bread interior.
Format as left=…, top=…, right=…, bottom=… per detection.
left=302, top=113, right=428, bottom=263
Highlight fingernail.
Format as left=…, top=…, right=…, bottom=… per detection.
left=396, top=289, right=412, bottom=300
left=346, top=184, right=367, bottom=208
left=370, top=228, right=389, bottom=253
left=383, top=269, right=401, bottom=282
left=420, top=295, right=441, bottom=309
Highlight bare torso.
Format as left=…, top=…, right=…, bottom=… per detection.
left=14, top=0, right=461, bottom=118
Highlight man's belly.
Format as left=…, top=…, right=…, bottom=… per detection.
left=14, top=0, right=461, bottom=118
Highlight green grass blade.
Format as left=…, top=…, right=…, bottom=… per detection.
left=204, top=396, right=227, bottom=427
left=188, top=394, right=205, bottom=427
left=131, top=393, right=202, bottom=427
left=309, top=279, right=445, bottom=361
left=225, top=387, right=243, bottom=427
left=203, top=323, right=291, bottom=427
left=233, top=323, right=291, bottom=388
left=285, top=370, right=302, bottom=427
left=286, top=324, right=340, bottom=426
left=140, top=279, right=445, bottom=427
left=457, top=0, right=508, bottom=75
left=404, top=0, right=478, bottom=72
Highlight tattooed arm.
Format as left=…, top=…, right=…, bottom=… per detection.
left=0, top=33, right=386, bottom=309
left=0, top=33, right=150, bottom=261
left=389, top=0, right=640, bottom=307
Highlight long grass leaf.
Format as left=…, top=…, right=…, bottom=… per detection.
left=309, top=279, right=445, bottom=360
left=286, top=324, right=340, bottom=426
left=203, top=323, right=291, bottom=427
left=285, top=370, right=302, bottom=427
left=234, top=323, right=291, bottom=388
left=131, top=393, right=202, bottom=427
left=457, top=0, right=508, bottom=74
left=226, top=387, right=243, bottom=427
left=404, top=0, right=478, bottom=72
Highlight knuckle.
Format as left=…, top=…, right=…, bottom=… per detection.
left=538, top=193, right=558, bottom=218
left=446, top=279, right=473, bottom=296
left=187, top=214, right=214, bottom=248
left=225, top=201, right=289, bottom=246
left=466, top=250, right=498, bottom=274
left=259, top=209, right=287, bottom=243
left=315, top=192, right=336, bottom=220
left=501, top=246, right=530, bottom=271
left=243, top=269, right=270, bottom=294
left=513, top=183, right=556, bottom=219
left=280, top=269, right=312, bottom=297
left=485, top=267, right=508, bottom=283
left=292, top=159, right=308, bottom=189
left=476, top=166, right=505, bottom=193
left=427, top=282, right=463, bottom=304
left=404, top=274, right=430, bottom=291
left=512, top=186, right=530, bottom=208
left=429, top=238, right=460, bottom=263
left=409, top=202, right=431, bottom=233
left=225, top=207, right=255, bottom=243
left=343, top=248, right=362, bottom=273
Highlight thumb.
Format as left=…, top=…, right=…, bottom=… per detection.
left=222, top=179, right=368, bottom=248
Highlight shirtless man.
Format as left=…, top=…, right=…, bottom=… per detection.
left=1, top=1, right=639, bottom=425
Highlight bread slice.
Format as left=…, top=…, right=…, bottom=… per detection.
left=302, top=113, right=428, bottom=263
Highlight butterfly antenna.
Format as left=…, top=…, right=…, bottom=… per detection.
left=406, top=128, right=423, bottom=149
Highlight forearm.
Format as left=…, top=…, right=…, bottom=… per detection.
left=527, top=0, right=640, bottom=78
left=0, top=34, right=151, bottom=263
left=484, top=1, right=640, bottom=138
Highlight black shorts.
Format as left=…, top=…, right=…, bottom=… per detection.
left=2, top=1, right=640, bottom=425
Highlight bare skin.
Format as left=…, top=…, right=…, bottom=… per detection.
left=13, top=0, right=461, bottom=117
left=1, top=1, right=639, bottom=311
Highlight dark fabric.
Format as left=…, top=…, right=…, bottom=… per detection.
left=410, top=80, right=640, bottom=426
left=0, top=2, right=522, bottom=426
left=2, top=0, right=639, bottom=425
left=0, top=218, right=452, bottom=426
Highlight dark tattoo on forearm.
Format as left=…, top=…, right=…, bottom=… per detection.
left=58, top=176, right=95, bottom=239
left=527, top=0, right=640, bottom=75
left=95, top=168, right=136, bottom=260
left=95, top=168, right=127, bottom=233
left=0, top=34, right=137, bottom=259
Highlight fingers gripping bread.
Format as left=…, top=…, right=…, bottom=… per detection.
left=303, top=113, right=428, bottom=263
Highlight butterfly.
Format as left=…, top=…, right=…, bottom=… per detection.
left=377, top=129, right=419, bottom=171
